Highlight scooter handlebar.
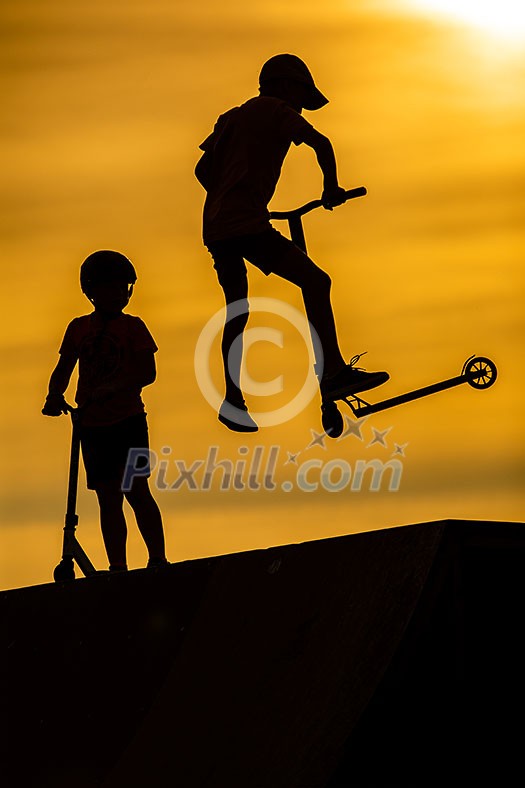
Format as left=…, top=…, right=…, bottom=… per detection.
left=269, top=186, right=367, bottom=220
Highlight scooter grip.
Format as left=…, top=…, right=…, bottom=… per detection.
left=344, top=186, right=367, bottom=201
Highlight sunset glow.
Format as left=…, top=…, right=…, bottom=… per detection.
left=405, top=0, right=525, bottom=40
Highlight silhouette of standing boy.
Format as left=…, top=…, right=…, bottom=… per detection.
left=196, top=54, right=389, bottom=432
left=42, top=251, right=167, bottom=572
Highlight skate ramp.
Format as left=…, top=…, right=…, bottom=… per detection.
left=3, top=520, right=524, bottom=787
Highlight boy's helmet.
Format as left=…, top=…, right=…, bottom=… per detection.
left=80, top=250, right=137, bottom=296
left=259, top=54, right=328, bottom=110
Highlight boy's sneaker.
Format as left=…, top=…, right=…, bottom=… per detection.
left=321, top=354, right=389, bottom=401
left=147, top=557, right=169, bottom=569
left=218, top=399, right=258, bottom=433
left=109, top=564, right=128, bottom=573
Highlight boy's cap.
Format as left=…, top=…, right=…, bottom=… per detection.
left=259, top=54, right=328, bottom=110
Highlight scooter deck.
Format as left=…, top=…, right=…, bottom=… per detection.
left=342, top=372, right=469, bottom=417
left=342, top=356, right=495, bottom=415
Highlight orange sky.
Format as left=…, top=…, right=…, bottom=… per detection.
left=1, top=0, right=524, bottom=589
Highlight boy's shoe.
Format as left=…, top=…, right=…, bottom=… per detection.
left=147, top=557, right=170, bottom=569
left=218, top=399, right=258, bottom=433
left=109, top=564, right=128, bottom=573
left=321, top=354, right=389, bottom=401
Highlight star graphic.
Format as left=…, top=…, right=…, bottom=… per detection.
left=367, top=427, right=392, bottom=448
left=338, top=415, right=369, bottom=441
left=307, top=429, right=328, bottom=450
left=392, top=442, right=409, bottom=457
left=285, top=451, right=300, bottom=465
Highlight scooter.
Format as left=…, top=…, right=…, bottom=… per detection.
left=53, top=406, right=97, bottom=581
left=269, top=188, right=498, bottom=438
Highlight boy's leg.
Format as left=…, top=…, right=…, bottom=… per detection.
left=81, top=423, right=128, bottom=569
left=124, top=477, right=166, bottom=563
left=243, top=231, right=345, bottom=377
left=118, top=413, right=167, bottom=563
left=281, top=255, right=345, bottom=377
left=124, top=478, right=166, bottom=560
left=95, top=481, right=128, bottom=569
left=244, top=229, right=389, bottom=398
left=208, top=241, right=258, bottom=431
left=216, top=260, right=249, bottom=407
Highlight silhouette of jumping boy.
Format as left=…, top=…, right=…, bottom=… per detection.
left=42, top=250, right=167, bottom=572
left=196, top=53, right=389, bottom=432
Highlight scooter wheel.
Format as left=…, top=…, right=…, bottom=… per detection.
left=464, top=356, right=497, bottom=390
left=322, top=402, right=344, bottom=439
left=53, top=557, right=75, bottom=582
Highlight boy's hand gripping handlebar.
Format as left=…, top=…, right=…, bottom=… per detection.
left=269, top=186, right=367, bottom=254
left=41, top=394, right=74, bottom=417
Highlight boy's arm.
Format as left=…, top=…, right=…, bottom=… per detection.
left=42, top=353, right=77, bottom=416
left=119, top=348, right=156, bottom=390
left=135, top=348, right=156, bottom=387
left=195, top=150, right=212, bottom=191
left=90, top=349, right=156, bottom=402
left=300, top=127, right=347, bottom=209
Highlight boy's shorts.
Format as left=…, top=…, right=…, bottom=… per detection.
left=207, top=227, right=306, bottom=288
left=79, top=413, right=150, bottom=491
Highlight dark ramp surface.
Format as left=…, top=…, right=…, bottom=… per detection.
left=2, top=520, right=524, bottom=787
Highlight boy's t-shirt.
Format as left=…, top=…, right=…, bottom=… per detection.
left=200, top=95, right=314, bottom=244
left=59, top=312, right=158, bottom=427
